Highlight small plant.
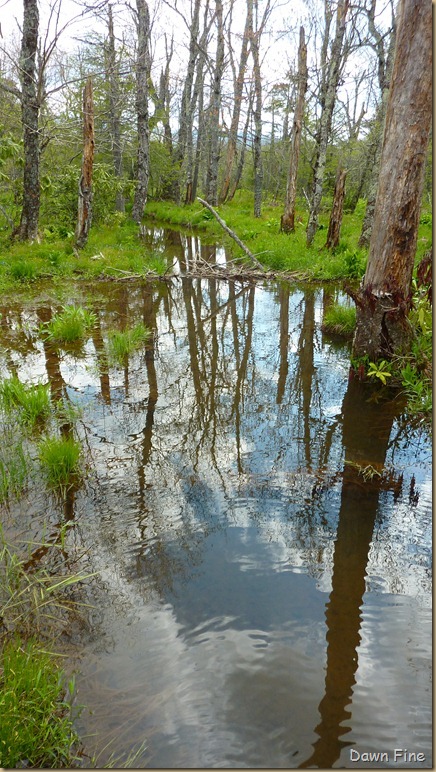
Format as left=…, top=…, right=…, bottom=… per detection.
left=0, top=442, right=29, bottom=503
left=10, top=260, right=38, bottom=283
left=37, top=435, right=82, bottom=492
left=344, top=248, right=365, bottom=279
left=367, top=360, right=392, bottom=385
left=0, top=638, right=82, bottom=768
left=43, top=305, right=96, bottom=344
left=108, top=322, right=151, bottom=366
left=0, top=377, right=51, bottom=428
left=322, top=304, right=356, bottom=337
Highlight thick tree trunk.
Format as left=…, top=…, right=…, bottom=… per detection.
left=132, top=0, right=150, bottom=223
left=306, top=0, right=349, bottom=246
left=75, top=77, right=94, bottom=249
left=15, top=0, right=40, bottom=242
left=106, top=5, right=124, bottom=212
left=352, top=0, right=432, bottom=360
left=219, top=1, right=251, bottom=204
left=205, top=1, right=224, bottom=206
left=281, top=26, right=307, bottom=233
left=325, top=166, right=347, bottom=249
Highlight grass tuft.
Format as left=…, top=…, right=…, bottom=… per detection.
left=322, top=304, right=357, bottom=337
left=44, top=305, right=97, bottom=344
left=0, top=377, right=51, bottom=429
left=37, top=435, right=82, bottom=492
left=0, top=638, right=81, bottom=768
left=108, top=322, right=151, bottom=366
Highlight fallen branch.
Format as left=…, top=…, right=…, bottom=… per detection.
left=197, top=197, right=265, bottom=271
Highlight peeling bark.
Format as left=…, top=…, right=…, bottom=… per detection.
left=352, top=0, right=432, bottom=359
left=325, top=166, right=347, bottom=249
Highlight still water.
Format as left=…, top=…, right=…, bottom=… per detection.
left=0, top=265, right=432, bottom=768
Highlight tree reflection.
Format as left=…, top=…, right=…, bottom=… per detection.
left=299, top=379, right=401, bottom=769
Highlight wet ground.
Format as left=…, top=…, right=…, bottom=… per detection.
left=0, top=231, right=432, bottom=768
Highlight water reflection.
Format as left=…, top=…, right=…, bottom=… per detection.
left=0, top=276, right=431, bottom=768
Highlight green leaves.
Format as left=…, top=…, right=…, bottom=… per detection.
left=367, top=360, right=392, bottom=385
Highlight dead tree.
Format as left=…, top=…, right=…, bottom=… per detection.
left=280, top=25, right=307, bottom=233
left=106, top=4, right=124, bottom=212
left=306, top=0, right=350, bottom=246
left=14, top=0, right=40, bottom=242
left=75, top=77, right=94, bottom=249
left=352, top=0, right=432, bottom=360
left=325, top=166, right=347, bottom=249
left=132, top=0, right=151, bottom=223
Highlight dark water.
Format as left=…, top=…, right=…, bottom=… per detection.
left=0, top=260, right=432, bottom=768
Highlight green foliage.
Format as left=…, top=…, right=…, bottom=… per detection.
left=367, top=360, right=392, bottom=385
left=10, top=260, right=39, bottom=282
left=0, top=441, right=29, bottom=504
left=322, top=304, right=356, bottom=337
left=0, top=377, right=51, bottom=429
left=0, top=639, right=81, bottom=768
left=108, top=322, right=151, bottom=366
left=43, top=305, right=97, bottom=344
left=37, top=435, right=82, bottom=492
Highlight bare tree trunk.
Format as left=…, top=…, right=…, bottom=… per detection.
left=15, top=0, right=40, bottom=242
left=75, top=77, right=94, bottom=250
left=250, top=0, right=263, bottom=218
left=358, top=10, right=396, bottom=247
left=227, top=86, right=254, bottom=202
left=281, top=25, right=307, bottom=233
left=306, top=0, right=349, bottom=246
left=352, top=0, right=432, bottom=360
left=186, top=2, right=210, bottom=204
left=325, top=166, right=347, bottom=249
left=219, top=0, right=251, bottom=203
left=205, top=0, right=224, bottom=206
left=106, top=4, right=124, bottom=212
left=132, top=0, right=150, bottom=223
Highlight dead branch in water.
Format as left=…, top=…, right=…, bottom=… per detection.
left=197, top=197, right=265, bottom=271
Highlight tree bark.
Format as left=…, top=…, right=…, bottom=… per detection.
left=132, top=0, right=150, bottom=223
left=281, top=26, right=307, bottom=233
left=306, top=0, right=349, bottom=246
left=352, top=0, right=432, bottom=360
left=205, top=1, right=224, bottom=206
left=75, top=77, right=94, bottom=249
left=15, top=0, right=40, bottom=242
left=227, top=85, right=254, bottom=202
left=219, top=0, right=252, bottom=204
left=325, top=166, right=347, bottom=249
left=250, top=0, right=263, bottom=218
left=106, top=5, right=124, bottom=212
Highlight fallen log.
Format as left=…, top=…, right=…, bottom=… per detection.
left=197, top=197, right=265, bottom=271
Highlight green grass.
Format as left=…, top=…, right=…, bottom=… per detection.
left=0, top=376, right=51, bottom=429
left=43, top=305, right=97, bottom=343
left=108, top=322, right=151, bottom=366
left=37, top=435, right=82, bottom=492
left=0, top=638, right=81, bottom=768
left=0, top=440, right=29, bottom=504
left=322, top=304, right=357, bottom=337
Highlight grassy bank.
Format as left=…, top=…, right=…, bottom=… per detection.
left=0, top=192, right=431, bottom=291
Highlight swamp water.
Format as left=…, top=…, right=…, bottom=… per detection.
left=0, top=237, right=432, bottom=768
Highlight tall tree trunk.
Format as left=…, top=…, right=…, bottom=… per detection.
left=306, top=0, right=349, bottom=246
left=227, top=86, right=254, bottom=202
left=186, top=2, right=210, bottom=204
left=281, top=25, right=307, bottom=233
left=15, top=0, right=40, bottom=242
left=219, top=1, right=252, bottom=204
left=173, top=0, right=201, bottom=203
left=325, top=166, right=347, bottom=249
left=132, top=0, right=150, bottom=223
left=75, top=77, right=94, bottom=249
left=358, top=12, right=396, bottom=247
left=250, top=0, right=263, bottom=218
left=205, top=0, right=224, bottom=205
left=352, top=0, right=432, bottom=360
left=106, top=5, right=124, bottom=212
